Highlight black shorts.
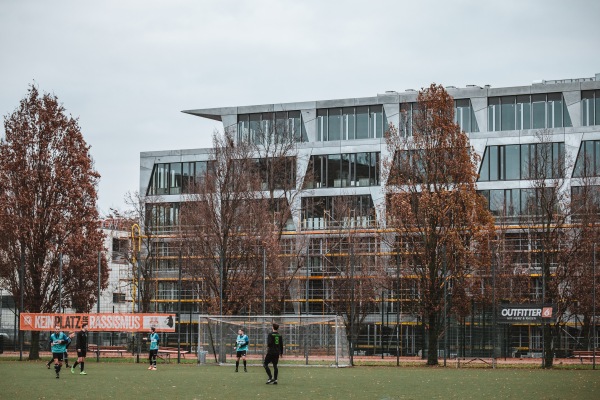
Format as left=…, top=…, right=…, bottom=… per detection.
left=77, top=350, right=87, bottom=358
left=236, top=350, right=247, bottom=358
left=264, top=353, right=279, bottom=365
left=52, top=352, right=64, bottom=361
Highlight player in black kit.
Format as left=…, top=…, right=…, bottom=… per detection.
left=264, top=323, right=283, bottom=385
left=71, top=323, right=88, bottom=375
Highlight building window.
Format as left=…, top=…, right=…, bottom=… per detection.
left=454, top=99, right=479, bottom=133
left=582, top=90, right=600, bottom=126
left=317, top=106, right=386, bottom=141
left=399, top=102, right=415, bottom=137
left=487, top=93, right=572, bottom=131
left=400, top=100, right=478, bottom=135
left=112, top=238, right=129, bottom=263
left=237, top=111, right=306, bottom=144
left=478, top=142, right=564, bottom=181
left=479, top=188, right=551, bottom=221
left=304, top=152, right=380, bottom=189
left=571, top=185, right=600, bottom=220
left=147, top=203, right=180, bottom=231
left=147, top=162, right=210, bottom=196
left=573, top=140, right=600, bottom=177
left=301, top=195, right=375, bottom=229
left=112, top=293, right=126, bottom=303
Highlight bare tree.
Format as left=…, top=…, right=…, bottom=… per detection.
left=179, top=130, right=276, bottom=315
left=516, top=129, right=588, bottom=367
left=384, top=84, right=495, bottom=365
left=313, top=196, right=385, bottom=365
left=107, top=190, right=163, bottom=313
left=536, top=134, right=600, bottom=359
left=246, top=112, right=309, bottom=313
left=0, top=84, right=108, bottom=359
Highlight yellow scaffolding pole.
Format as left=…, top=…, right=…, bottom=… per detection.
left=131, top=224, right=142, bottom=313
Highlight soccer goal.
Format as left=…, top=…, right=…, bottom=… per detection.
left=197, top=315, right=350, bottom=367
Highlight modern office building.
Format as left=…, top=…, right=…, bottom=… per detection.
left=139, top=73, right=600, bottom=356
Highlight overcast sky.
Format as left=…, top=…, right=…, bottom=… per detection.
left=1, top=0, right=599, bottom=215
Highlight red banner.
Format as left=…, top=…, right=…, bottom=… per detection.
left=19, top=313, right=176, bottom=332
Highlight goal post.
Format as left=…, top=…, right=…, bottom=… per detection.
left=197, top=315, right=349, bottom=367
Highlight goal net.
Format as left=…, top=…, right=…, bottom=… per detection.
left=197, top=315, right=349, bottom=367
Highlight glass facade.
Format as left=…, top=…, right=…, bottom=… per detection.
left=582, top=90, right=600, bottom=126
left=147, top=161, right=210, bottom=195
left=399, top=102, right=415, bottom=137
left=478, top=188, right=548, bottom=219
left=304, top=152, right=380, bottom=189
left=478, top=143, right=565, bottom=181
left=487, top=93, right=572, bottom=131
left=237, top=111, right=307, bottom=144
left=571, top=185, right=600, bottom=216
left=147, top=203, right=180, bottom=231
left=254, top=157, right=296, bottom=191
left=301, top=195, right=375, bottom=229
left=454, top=99, right=479, bottom=133
left=148, top=157, right=295, bottom=196
left=317, top=106, right=386, bottom=141
left=399, top=100, right=478, bottom=136
left=573, top=140, right=600, bottom=177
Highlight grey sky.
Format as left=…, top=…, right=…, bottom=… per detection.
left=1, top=0, right=599, bottom=215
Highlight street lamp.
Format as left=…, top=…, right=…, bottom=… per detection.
left=593, top=244, right=596, bottom=370
left=58, top=253, right=62, bottom=313
left=19, top=250, right=24, bottom=361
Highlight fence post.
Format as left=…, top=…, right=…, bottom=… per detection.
left=97, top=251, right=101, bottom=362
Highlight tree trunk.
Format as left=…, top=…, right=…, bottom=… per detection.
left=28, top=331, right=40, bottom=360
left=581, top=315, right=591, bottom=350
left=542, top=324, right=554, bottom=368
left=427, top=312, right=439, bottom=365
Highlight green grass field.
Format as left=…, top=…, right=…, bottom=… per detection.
left=0, top=360, right=598, bottom=400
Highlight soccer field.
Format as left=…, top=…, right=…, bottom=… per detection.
left=0, top=361, right=598, bottom=400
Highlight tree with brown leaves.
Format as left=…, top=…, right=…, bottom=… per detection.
left=384, top=84, right=495, bottom=365
left=0, top=84, right=108, bottom=359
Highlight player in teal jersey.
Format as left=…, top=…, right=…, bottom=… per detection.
left=146, top=327, right=159, bottom=370
left=49, top=326, right=70, bottom=379
left=234, top=328, right=249, bottom=372
left=46, top=332, right=73, bottom=369
left=264, top=323, right=284, bottom=385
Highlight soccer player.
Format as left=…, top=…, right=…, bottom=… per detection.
left=147, top=327, right=159, bottom=370
left=264, top=323, right=283, bottom=385
left=46, top=332, right=73, bottom=369
left=71, top=323, right=88, bottom=375
left=49, top=326, right=70, bottom=379
left=234, top=328, right=249, bottom=372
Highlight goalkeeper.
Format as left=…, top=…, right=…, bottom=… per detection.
left=234, top=328, right=249, bottom=372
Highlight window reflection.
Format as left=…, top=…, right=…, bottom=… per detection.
left=238, top=111, right=306, bottom=144
left=582, top=90, right=600, bottom=126
left=317, top=106, right=386, bottom=141
left=487, top=93, right=571, bottom=131
left=478, top=143, right=565, bottom=181
left=304, top=152, right=380, bottom=189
